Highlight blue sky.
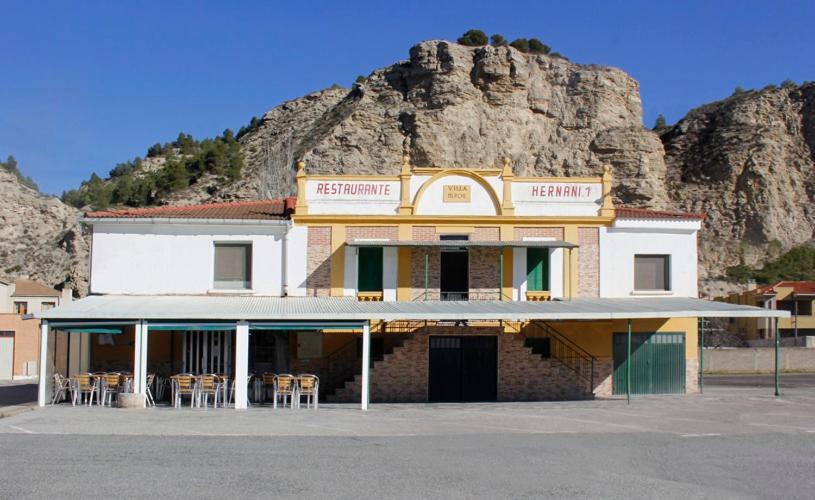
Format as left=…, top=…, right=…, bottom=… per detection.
left=2, top=1, right=813, bottom=195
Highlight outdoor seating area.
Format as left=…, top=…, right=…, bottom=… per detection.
left=51, top=371, right=320, bottom=410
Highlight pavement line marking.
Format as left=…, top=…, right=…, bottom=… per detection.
left=8, top=425, right=34, bottom=434
left=680, top=433, right=721, bottom=438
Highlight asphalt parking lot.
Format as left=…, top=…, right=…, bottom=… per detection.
left=1, top=378, right=814, bottom=499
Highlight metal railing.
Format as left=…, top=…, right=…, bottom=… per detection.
left=523, top=321, right=596, bottom=393
left=412, top=290, right=515, bottom=301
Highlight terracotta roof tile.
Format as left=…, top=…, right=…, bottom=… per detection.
left=13, top=278, right=61, bottom=297
left=615, top=207, right=706, bottom=221
left=757, top=281, right=815, bottom=295
left=85, top=198, right=295, bottom=221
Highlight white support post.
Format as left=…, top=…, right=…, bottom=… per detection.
left=139, top=321, right=148, bottom=401
left=37, top=321, right=49, bottom=407
left=133, top=321, right=148, bottom=406
left=361, top=321, right=370, bottom=411
left=235, top=321, right=249, bottom=410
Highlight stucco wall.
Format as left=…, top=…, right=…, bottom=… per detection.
left=0, top=314, right=39, bottom=378
left=599, top=220, right=699, bottom=298
left=91, top=222, right=287, bottom=295
left=703, top=347, right=815, bottom=374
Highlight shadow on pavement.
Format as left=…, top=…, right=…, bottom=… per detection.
left=0, top=383, right=37, bottom=406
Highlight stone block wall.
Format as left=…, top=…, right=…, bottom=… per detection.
left=577, top=227, right=599, bottom=297
left=306, top=227, right=331, bottom=297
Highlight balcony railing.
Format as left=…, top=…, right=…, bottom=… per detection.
left=413, top=291, right=516, bottom=301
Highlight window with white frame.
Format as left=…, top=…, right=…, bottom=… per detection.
left=213, top=243, right=252, bottom=290
left=634, top=255, right=670, bottom=291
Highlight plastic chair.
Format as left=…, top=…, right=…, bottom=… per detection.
left=273, top=374, right=297, bottom=409
left=296, top=374, right=320, bottom=409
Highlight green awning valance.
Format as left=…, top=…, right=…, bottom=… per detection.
left=61, top=327, right=124, bottom=334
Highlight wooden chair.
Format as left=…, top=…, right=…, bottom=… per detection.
left=196, top=374, right=222, bottom=409
left=72, top=373, right=99, bottom=407
left=100, top=373, right=122, bottom=407
left=273, top=374, right=296, bottom=409
left=296, top=374, right=319, bottom=409
left=171, top=374, right=196, bottom=408
left=51, top=373, right=72, bottom=404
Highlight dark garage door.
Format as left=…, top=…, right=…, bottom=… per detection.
left=613, top=332, right=686, bottom=395
left=429, top=336, right=497, bottom=402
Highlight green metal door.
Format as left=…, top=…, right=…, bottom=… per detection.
left=613, top=333, right=685, bottom=395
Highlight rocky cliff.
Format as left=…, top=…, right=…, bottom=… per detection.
left=661, top=83, right=815, bottom=290
left=238, top=41, right=670, bottom=209
left=0, top=169, right=88, bottom=294
left=5, top=40, right=813, bottom=295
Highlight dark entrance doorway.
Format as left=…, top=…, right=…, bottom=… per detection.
left=429, top=336, right=497, bottom=402
left=440, top=235, right=469, bottom=301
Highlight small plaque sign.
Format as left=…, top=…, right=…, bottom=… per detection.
left=443, top=185, right=471, bottom=203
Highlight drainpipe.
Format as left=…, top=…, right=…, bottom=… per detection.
left=281, top=223, right=289, bottom=296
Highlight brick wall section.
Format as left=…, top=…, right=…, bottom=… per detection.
left=345, top=226, right=398, bottom=242
left=577, top=227, right=600, bottom=298
left=0, top=314, right=40, bottom=377
left=473, top=227, right=499, bottom=241
left=331, top=328, right=594, bottom=403
left=592, top=358, right=614, bottom=398
left=514, top=227, right=564, bottom=240
left=412, top=226, right=437, bottom=241
left=469, top=248, right=501, bottom=299
left=306, top=227, right=332, bottom=297
left=498, top=334, right=593, bottom=400
left=411, top=248, right=440, bottom=300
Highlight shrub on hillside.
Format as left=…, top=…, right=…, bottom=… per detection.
left=458, top=29, right=488, bottom=46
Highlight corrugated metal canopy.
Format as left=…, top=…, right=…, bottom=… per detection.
left=347, top=240, right=578, bottom=249
left=37, top=295, right=789, bottom=321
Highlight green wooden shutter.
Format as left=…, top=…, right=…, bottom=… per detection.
left=526, top=248, right=550, bottom=291
left=357, top=247, right=383, bottom=292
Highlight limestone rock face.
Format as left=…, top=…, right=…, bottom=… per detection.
left=238, top=41, right=669, bottom=208
left=662, top=83, right=815, bottom=281
left=0, top=170, right=88, bottom=294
